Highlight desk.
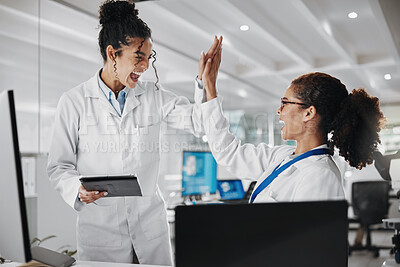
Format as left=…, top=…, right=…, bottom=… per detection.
left=3, top=261, right=170, bottom=267
left=77, top=261, right=170, bottom=267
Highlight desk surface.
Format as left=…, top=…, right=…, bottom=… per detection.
left=77, top=260, right=170, bottom=267
left=4, top=261, right=170, bottom=267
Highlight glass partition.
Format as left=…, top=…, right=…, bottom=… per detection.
left=0, top=0, right=39, bottom=153
left=39, top=0, right=101, bottom=152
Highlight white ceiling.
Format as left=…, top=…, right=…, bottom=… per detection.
left=1, top=0, right=400, bottom=113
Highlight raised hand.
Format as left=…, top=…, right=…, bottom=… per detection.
left=202, top=36, right=222, bottom=101
left=198, top=36, right=223, bottom=80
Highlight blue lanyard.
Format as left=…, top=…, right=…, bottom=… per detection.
left=250, top=148, right=333, bottom=203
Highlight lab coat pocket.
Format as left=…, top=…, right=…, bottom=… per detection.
left=280, top=165, right=297, bottom=176
left=135, top=123, right=161, bottom=168
left=138, top=123, right=160, bottom=149
left=77, top=203, right=122, bottom=247
left=137, top=196, right=168, bottom=240
left=127, top=123, right=161, bottom=164
left=268, top=190, right=279, bottom=202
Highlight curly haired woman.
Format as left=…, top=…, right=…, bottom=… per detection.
left=47, top=0, right=221, bottom=264
left=200, top=40, right=386, bottom=203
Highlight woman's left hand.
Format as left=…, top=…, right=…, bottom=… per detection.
left=198, top=36, right=223, bottom=80
left=202, top=37, right=222, bottom=101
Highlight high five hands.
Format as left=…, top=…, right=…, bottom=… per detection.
left=198, top=36, right=223, bottom=101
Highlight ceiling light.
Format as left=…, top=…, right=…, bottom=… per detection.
left=348, top=12, right=358, bottom=19
left=240, top=25, right=249, bottom=31
left=238, top=89, right=248, bottom=98
left=322, top=21, right=332, bottom=36
left=384, top=73, right=392, bottom=80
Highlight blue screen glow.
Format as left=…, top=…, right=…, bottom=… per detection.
left=182, top=151, right=217, bottom=196
left=217, top=180, right=245, bottom=200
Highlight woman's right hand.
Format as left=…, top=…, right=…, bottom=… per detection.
left=78, top=185, right=108, bottom=204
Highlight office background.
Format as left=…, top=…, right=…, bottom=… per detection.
left=0, top=0, right=399, bottom=263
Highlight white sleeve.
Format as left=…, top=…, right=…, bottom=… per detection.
left=47, top=93, right=83, bottom=211
left=159, top=77, right=205, bottom=137
left=201, top=97, right=280, bottom=180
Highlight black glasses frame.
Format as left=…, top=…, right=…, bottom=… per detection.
left=280, top=98, right=308, bottom=109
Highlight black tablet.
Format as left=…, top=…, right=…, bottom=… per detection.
left=79, top=174, right=142, bottom=197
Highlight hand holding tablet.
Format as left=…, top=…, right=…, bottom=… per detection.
left=79, top=174, right=142, bottom=201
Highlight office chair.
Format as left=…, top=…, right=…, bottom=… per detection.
left=243, top=181, right=257, bottom=202
left=348, top=181, right=392, bottom=257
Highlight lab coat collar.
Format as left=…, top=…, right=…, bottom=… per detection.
left=276, top=144, right=331, bottom=174
left=133, top=81, right=145, bottom=96
left=84, top=70, right=146, bottom=117
left=123, top=87, right=141, bottom=116
left=84, top=70, right=100, bottom=98
left=122, top=82, right=147, bottom=116
left=289, top=144, right=331, bottom=168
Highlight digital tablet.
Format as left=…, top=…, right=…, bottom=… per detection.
left=79, top=174, right=142, bottom=197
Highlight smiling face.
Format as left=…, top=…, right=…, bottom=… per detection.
left=276, top=85, right=308, bottom=140
left=108, top=37, right=152, bottom=89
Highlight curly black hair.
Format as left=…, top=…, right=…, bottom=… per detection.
left=291, top=72, right=386, bottom=170
left=98, top=0, right=159, bottom=89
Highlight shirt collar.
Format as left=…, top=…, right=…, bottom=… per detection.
left=97, top=70, right=130, bottom=100
left=313, top=144, right=329, bottom=150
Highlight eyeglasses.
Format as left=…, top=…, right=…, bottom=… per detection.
left=280, top=98, right=307, bottom=110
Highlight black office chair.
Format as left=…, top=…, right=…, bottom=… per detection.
left=243, top=181, right=257, bottom=202
left=348, top=181, right=392, bottom=257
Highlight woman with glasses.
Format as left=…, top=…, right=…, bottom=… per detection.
left=199, top=41, right=385, bottom=203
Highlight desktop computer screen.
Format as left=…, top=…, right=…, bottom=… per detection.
left=181, top=151, right=217, bottom=196
left=0, top=90, right=32, bottom=263
left=0, top=90, right=75, bottom=266
left=175, top=200, right=348, bottom=267
left=217, top=179, right=245, bottom=200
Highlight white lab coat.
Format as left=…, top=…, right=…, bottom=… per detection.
left=47, top=70, right=204, bottom=265
left=201, top=97, right=345, bottom=203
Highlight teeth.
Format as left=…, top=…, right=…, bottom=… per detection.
left=132, top=71, right=143, bottom=76
left=279, top=120, right=285, bottom=125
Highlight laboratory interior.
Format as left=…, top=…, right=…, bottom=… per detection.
left=0, top=0, right=400, bottom=266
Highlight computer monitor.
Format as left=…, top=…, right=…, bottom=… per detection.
left=217, top=179, right=245, bottom=200
left=0, top=90, right=75, bottom=267
left=0, top=90, right=32, bottom=263
left=181, top=151, right=217, bottom=197
left=175, top=200, right=348, bottom=267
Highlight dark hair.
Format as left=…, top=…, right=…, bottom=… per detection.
left=291, top=72, right=386, bottom=170
left=98, top=0, right=159, bottom=89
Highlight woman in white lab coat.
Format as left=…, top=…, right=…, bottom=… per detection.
left=47, top=0, right=221, bottom=265
left=199, top=42, right=386, bottom=203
